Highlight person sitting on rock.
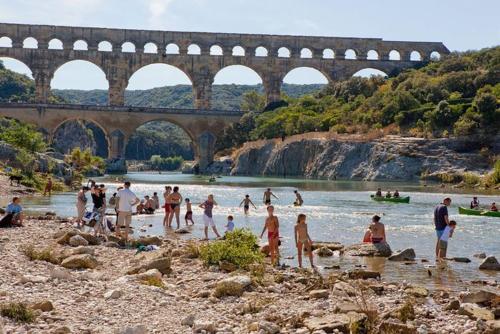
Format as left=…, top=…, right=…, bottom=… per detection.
left=385, top=191, right=392, bottom=198
left=375, top=188, right=382, bottom=197
left=362, top=215, right=386, bottom=244
left=490, top=202, right=498, bottom=212
left=393, top=190, right=400, bottom=198
left=0, top=197, right=24, bottom=228
left=470, top=197, right=479, bottom=209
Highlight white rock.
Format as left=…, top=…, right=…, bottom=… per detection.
left=19, top=274, right=49, bottom=284
left=69, top=235, right=89, bottom=247
left=104, top=289, right=122, bottom=300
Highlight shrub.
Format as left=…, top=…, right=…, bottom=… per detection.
left=0, top=302, right=36, bottom=323
left=183, top=240, right=200, bottom=259
left=214, top=281, right=245, bottom=298
left=462, top=172, right=481, bottom=185
left=397, top=299, right=416, bottom=322
left=484, top=159, right=500, bottom=186
left=199, top=229, right=263, bottom=269
left=21, top=245, right=60, bottom=264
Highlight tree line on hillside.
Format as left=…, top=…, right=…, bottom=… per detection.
left=216, top=47, right=500, bottom=151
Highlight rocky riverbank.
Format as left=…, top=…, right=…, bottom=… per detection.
left=1, top=219, right=499, bottom=333
left=230, top=134, right=500, bottom=182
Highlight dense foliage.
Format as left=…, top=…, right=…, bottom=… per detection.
left=65, top=147, right=106, bottom=174
left=199, top=229, right=263, bottom=269
left=149, top=155, right=184, bottom=171
left=0, top=118, right=47, bottom=153
left=216, top=47, right=499, bottom=151
left=53, top=84, right=324, bottom=110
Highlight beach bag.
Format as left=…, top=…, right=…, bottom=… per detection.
left=82, top=211, right=98, bottom=227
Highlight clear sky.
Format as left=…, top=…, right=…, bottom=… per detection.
left=0, top=0, right=498, bottom=90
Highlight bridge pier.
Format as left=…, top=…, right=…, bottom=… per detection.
left=33, top=70, right=51, bottom=103
left=197, top=131, right=216, bottom=173
left=106, top=130, right=128, bottom=174
left=263, top=76, right=282, bottom=107
left=108, top=80, right=126, bottom=106
left=193, top=76, right=212, bottom=109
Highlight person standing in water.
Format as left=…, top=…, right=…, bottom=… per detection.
left=294, top=213, right=314, bottom=268
left=239, top=194, right=257, bottom=215
left=44, top=177, right=53, bottom=196
left=152, top=192, right=160, bottom=210
left=199, top=194, right=221, bottom=240
left=184, top=198, right=194, bottom=225
left=293, top=190, right=304, bottom=206
left=263, top=188, right=278, bottom=206
left=434, top=197, right=451, bottom=258
left=167, top=186, right=183, bottom=229
left=162, top=186, right=172, bottom=226
left=260, top=205, right=280, bottom=266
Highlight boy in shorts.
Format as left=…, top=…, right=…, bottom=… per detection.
left=185, top=198, right=194, bottom=225
left=438, top=220, right=457, bottom=260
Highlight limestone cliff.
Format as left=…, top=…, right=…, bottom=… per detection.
left=231, top=134, right=499, bottom=181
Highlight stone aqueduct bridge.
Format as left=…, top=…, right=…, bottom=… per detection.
left=0, top=23, right=449, bottom=171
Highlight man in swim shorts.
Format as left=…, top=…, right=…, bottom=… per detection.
left=263, top=188, right=278, bottom=206
left=239, top=194, right=257, bottom=215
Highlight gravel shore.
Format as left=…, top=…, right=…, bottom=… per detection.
left=0, top=218, right=499, bottom=334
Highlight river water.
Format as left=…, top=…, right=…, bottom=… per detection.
left=18, top=172, right=500, bottom=291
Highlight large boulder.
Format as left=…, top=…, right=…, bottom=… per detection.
left=130, top=236, right=162, bottom=247
left=388, top=248, right=415, bottom=261
left=479, top=256, right=500, bottom=271
left=458, top=303, right=495, bottom=320
left=314, top=247, right=334, bottom=257
left=460, top=290, right=499, bottom=304
left=69, top=235, right=89, bottom=247
left=127, top=250, right=171, bottom=275
left=61, top=254, right=98, bottom=269
left=56, top=230, right=81, bottom=245
left=31, top=300, right=54, bottom=312
left=310, top=242, right=344, bottom=251
left=345, top=242, right=392, bottom=257
left=214, top=275, right=252, bottom=297
left=79, top=233, right=101, bottom=246
left=347, top=269, right=381, bottom=280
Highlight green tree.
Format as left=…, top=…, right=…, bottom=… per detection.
left=241, top=91, right=265, bottom=111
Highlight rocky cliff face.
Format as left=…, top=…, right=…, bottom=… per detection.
left=53, top=120, right=97, bottom=156
left=231, top=134, right=499, bottom=181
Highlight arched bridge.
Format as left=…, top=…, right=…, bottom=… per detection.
left=0, top=103, right=242, bottom=171
left=0, top=22, right=449, bottom=107
left=0, top=23, right=449, bottom=172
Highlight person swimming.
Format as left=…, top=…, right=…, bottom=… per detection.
left=293, top=190, right=304, bottom=206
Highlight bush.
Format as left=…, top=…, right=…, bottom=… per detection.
left=199, top=229, right=263, bottom=269
left=462, top=172, right=481, bottom=185
left=0, top=118, right=46, bottom=153
left=150, top=155, right=184, bottom=171
left=1, top=302, right=36, bottom=323
left=484, top=159, right=500, bottom=187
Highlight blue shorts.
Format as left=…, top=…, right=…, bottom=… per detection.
left=436, top=229, right=445, bottom=239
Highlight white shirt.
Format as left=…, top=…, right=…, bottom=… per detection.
left=117, top=188, right=138, bottom=212
left=440, top=225, right=453, bottom=242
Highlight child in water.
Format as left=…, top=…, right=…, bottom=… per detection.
left=225, top=215, right=235, bottom=234
left=184, top=198, right=194, bottom=225
left=294, top=214, right=314, bottom=268
left=239, top=195, right=257, bottom=215
left=438, top=220, right=457, bottom=261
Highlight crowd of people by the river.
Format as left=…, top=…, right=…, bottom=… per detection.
left=2, top=177, right=499, bottom=269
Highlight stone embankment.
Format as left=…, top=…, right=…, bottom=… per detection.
left=230, top=134, right=500, bottom=181
left=1, top=219, right=499, bottom=333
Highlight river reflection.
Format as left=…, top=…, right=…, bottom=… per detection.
left=17, top=172, right=499, bottom=291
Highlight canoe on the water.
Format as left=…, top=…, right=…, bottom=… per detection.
left=370, top=195, right=410, bottom=204
left=458, top=207, right=500, bottom=218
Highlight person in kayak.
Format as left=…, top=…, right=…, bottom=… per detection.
left=470, top=197, right=479, bottom=209
left=375, top=188, right=382, bottom=197
left=393, top=190, right=400, bottom=198
left=385, top=191, right=392, bottom=198
left=490, top=202, right=498, bottom=212
left=434, top=197, right=451, bottom=258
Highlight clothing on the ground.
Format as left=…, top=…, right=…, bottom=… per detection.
left=117, top=188, right=138, bottom=212
left=434, top=204, right=448, bottom=230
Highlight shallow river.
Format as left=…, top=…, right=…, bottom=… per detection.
left=19, top=172, right=500, bottom=291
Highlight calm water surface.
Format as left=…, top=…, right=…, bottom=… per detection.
left=17, top=172, right=500, bottom=291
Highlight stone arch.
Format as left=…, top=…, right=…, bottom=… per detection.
left=367, top=50, right=379, bottom=60
left=345, top=49, right=357, bottom=60
left=0, top=36, right=13, bottom=47
left=23, top=37, right=38, bottom=49
left=323, top=48, right=334, bottom=59
left=278, top=47, right=291, bottom=58
left=50, top=118, right=110, bottom=158
left=212, top=65, right=263, bottom=108
left=187, top=44, right=201, bottom=55
left=255, top=46, right=268, bottom=57
left=48, top=38, right=63, bottom=50
left=73, top=39, right=88, bottom=50
left=122, top=41, right=136, bottom=53
left=144, top=42, right=158, bottom=54
left=282, top=66, right=330, bottom=85
left=166, top=43, right=179, bottom=54
left=410, top=51, right=422, bottom=61
left=210, top=45, right=223, bottom=56
left=125, top=119, right=197, bottom=161
left=352, top=68, right=389, bottom=78
left=300, top=48, right=313, bottom=58
left=389, top=50, right=401, bottom=61
left=212, top=64, right=263, bottom=85
left=51, top=59, right=109, bottom=93
left=430, top=51, right=441, bottom=61
left=232, top=46, right=245, bottom=56
left=0, top=57, right=33, bottom=79
left=98, top=41, right=112, bottom=52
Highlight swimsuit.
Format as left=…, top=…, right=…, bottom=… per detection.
left=170, top=203, right=178, bottom=210
left=265, top=199, right=271, bottom=205
left=185, top=211, right=193, bottom=219
left=267, top=230, right=279, bottom=240
left=371, top=237, right=383, bottom=244
left=298, top=237, right=308, bottom=243
left=164, top=203, right=172, bottom=213
left=244, top=205, right=249, bottom=210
